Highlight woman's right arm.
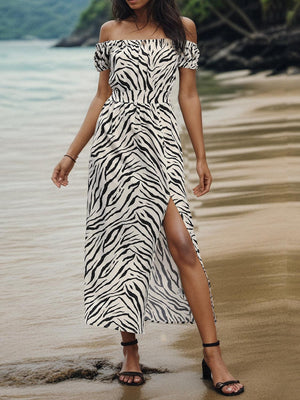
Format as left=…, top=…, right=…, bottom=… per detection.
left=51, top=24, right=112, bottom=188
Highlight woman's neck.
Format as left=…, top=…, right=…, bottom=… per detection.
left=130, top=8, right=153, bottom=27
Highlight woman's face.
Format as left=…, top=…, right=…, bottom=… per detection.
left=125, top=0, right=152, bottom=11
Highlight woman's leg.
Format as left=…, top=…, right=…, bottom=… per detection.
left=118, top=331, right=143, bottom=384
left=162, top=197, right=244, bottom=395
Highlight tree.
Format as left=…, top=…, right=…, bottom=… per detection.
left=75, top=0, right=111, bottom=32
left=197, top=0, right=260, bottom=38
left=261, top=0, right=293, bottom=25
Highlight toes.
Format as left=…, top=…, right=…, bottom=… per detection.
left=233, top=383, right=244, bottom=392
left=222, top=384, right=240, bottom=394
left=119, top=374, right=141, bottom=384
left=222, top=385, right=234, bottom=394
left=223, top=383, right=243, bottom=394
left=118, top=371, right=144, bottom=385
left=232, top=384, right=239, bottom=392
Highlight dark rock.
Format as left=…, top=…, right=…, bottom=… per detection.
left=0, top=356, right=170, bottom=386
left=203, top=27, right=300, bottom=74
left=55, top=35, right=99, bottom=47
left=54, top=26, right=98, bottom=47
left=287, top=66, right=300, bottom=75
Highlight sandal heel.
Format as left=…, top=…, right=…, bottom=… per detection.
left=202, top=340, right=219, bottom=380
left=202, top=358, right=212, bottom=380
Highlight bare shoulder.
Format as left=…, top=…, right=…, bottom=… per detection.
left=180, top=16, right=197, bottom=43
left=98, top=20, right=119, bottom=42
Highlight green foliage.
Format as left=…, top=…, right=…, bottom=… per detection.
left=75, top=0, right=112, bottom=31
left=286, top=0, right=300, bottom=26
left=260, top=0, right=294, bottom=12
left=0, top=0, right=90, bottom=39
left=177, top=0, right=209, bottom=22
left=177, top=0, right=224, bottom=25
left=178, top=0, right=295, bottom=27
left=260, top=0, right=296, bottom=23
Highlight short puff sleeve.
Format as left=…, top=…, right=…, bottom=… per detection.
left=94, top=41, right=110, bottom=72
left=178, top=41, right=200, bottom=70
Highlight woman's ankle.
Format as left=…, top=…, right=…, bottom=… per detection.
left=120, top=332, right=136, bottom=342
left=203, top=345, right=222, bottom=361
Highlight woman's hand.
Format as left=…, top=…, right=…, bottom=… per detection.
left=193, top=158, right=212, bottom=197
left=51, top=156, right=76, bottom=188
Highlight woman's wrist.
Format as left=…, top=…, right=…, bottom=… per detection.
left=196, top=155, right=206, bottom=162
left=64, top=153, right=78, bottom=163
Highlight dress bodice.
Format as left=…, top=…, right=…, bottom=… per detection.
left=94, top=38, right=200, bottom=104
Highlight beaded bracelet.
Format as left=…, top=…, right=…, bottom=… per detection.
left=64, top=154, right=77, bottom=163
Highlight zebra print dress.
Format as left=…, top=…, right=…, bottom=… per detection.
left=84, top=38, right=217, bottom=334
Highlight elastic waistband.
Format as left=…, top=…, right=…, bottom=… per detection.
left=111, top=89, right=170, bottom=104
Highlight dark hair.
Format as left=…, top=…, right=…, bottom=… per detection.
left=111, top=0, right=189, bottom=53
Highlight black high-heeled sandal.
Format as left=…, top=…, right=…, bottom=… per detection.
left=117, top=338, right=145, bottom=386
left=202, top=340, right=244, bottom=396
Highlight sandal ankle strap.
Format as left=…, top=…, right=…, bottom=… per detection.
left=202, top=340, right=220, bottom=347
left=121, top=338, right=138, bottom=346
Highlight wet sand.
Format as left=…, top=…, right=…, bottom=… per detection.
left=1, top=60, right=298, bottom=399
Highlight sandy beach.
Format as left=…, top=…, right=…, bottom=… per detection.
left=0, top=39, right=298, bottom=400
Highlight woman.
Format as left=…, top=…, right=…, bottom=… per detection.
left=51, top=0, right=244, bottom=396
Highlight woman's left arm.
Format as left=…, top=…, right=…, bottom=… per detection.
left=178, top=18, right=212, bottom=197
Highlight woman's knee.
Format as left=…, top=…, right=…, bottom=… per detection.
left=163, top=197, right=199, bottom=268
left=168, top=236, right=198, bottom=268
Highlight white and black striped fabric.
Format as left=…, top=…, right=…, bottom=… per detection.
left=84, top=38, right=217, bottom=333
